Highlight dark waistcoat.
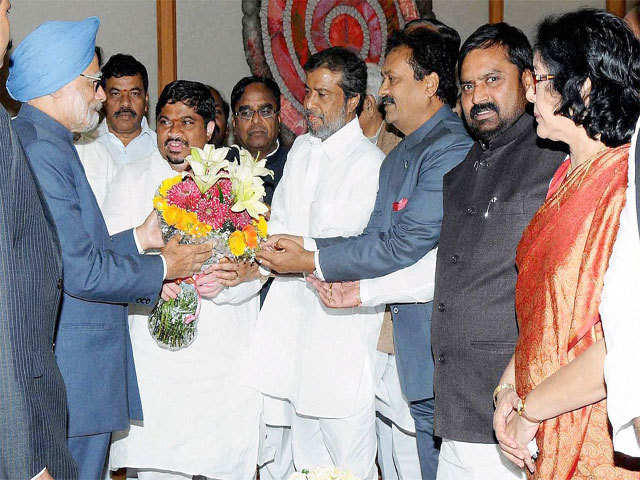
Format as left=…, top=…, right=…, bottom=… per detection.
left=431, top=113, right=565, bottom=443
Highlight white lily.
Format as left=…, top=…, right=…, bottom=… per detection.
left=227, top=146, right=274, bottom=218
left=186, top=145, right=230, bottom=193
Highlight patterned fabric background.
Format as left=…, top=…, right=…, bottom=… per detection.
left=242, top=0, right=432, bottom=143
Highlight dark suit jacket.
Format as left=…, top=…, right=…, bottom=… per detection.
left=315, top=106, right=472, bottom=401
left=13, top=104, right=164, bottom=437
left=262, top=140, right=288, bottom=207
left=0, top=106, right=77, bottom=478
left=431, top=114, right=565, bottom=443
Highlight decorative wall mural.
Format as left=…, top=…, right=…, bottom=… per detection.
left=241, top=0, right=432, bottom=143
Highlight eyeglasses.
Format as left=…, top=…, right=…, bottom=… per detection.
left=532, top=73, right=555, bottom=94
left=235, top=105, right=278, bottom=121
left=80, top=72, right=103, bottom=92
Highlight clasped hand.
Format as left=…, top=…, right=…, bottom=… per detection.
left=493, top=389, right=539, bottom=473
left=306, top=275, right=361, bottom=308
left=256, top=234, right=315, bottom=274
left=161, top=258, right=259, bottom=301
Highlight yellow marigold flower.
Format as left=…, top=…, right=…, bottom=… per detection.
left=159, top=175, right=183, bottom=197
left=162, top=205, right=183, bottom=227
left=254, top=215, right=268, bottom=238
left=153, top=196, right=168, bottom=211
left=228, top=230, right=247, bottom=256
left=176, top=210, right=199, bottom=233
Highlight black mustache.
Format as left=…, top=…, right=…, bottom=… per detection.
left=303, top=108, right=324, bottom=121
left=114, top=108, right=137, bottom=118
left=380, top=96, right=395, bottom=105
left=164, top=137, right=188, bottom=146
left=470, top=102, right=499, bottom=119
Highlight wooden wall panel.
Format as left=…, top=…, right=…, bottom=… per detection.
left=157, top=0, right=177, bottom=93
left=489, top=0, right=504, bottom=23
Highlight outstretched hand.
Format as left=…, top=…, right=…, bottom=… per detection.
left=201, top=257, right=259, bottom=288
left=306, top=275, right=361, bottom=308
left=256, top=237, right=315, bottom=274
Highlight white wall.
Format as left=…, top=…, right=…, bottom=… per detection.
left=176, top=0, right=250, bottom=109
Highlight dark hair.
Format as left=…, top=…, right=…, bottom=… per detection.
left=155, top=80, right=215, bottom=124
left=536, top=9, right=640, bottom=147
left=404, top=17, right=461, bottom=60
left=386, top=29, right=458, bottom=107
left=458, top=23, right=532, bottom=79
left=303, top=46, right=367, bottom=115
left=230, top=76, right=281, bottom=114
left=208, top=86, right=230, bottom=121
left=101, top=53, right=149, bottom=92
left=95, top=46, right=103, bottom=67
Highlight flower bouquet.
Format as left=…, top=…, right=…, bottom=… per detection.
left=148, top=144, right=272, bottom=350
left=288, top=468, right=360, bottom=480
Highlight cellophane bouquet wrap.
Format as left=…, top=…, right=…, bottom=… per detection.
left=288, top=468, right=360, bottom=480
left=148, top=144, right=272, bottom=350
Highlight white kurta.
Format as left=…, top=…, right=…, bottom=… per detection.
left=600, top=118, right=640, bottom=457
left=248, top=118, right=385, bottom=419
left=75, top=139, right=117, bottom=207
left=101, top=151, right=263, bottom=479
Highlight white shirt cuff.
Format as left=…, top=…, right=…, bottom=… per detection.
left=134, top=228, right=167, bottom=280
left=133, top=227, right=144, bottom=254
left=360, top=278, right=372, bottom=305
left=303, top=237, right=318, bottom=251
left=32, top=467, right=47, bottom=480
left=313, top=250, right=325, bottom=281
left=159, top=254, right=167, bottom=280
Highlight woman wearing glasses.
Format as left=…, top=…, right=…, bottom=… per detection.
left=493, top=9, right=640, bottom=479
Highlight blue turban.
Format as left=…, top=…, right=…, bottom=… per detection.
left=7, top=16, right=100, bottom=102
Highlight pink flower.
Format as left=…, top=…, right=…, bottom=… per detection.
left=217, top=178, right=233, bottom=199
left=167, top=178, right=201, bottom=210
left=229, top=210, right=252, bottom=229
left=196, top=197, right=230, bottom=229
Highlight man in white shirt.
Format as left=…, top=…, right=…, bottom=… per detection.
left=600, top=119, right=640, bottom=458
left=76, top=54, right=157, bottom=205
left=103, top=79, right=263, bottom=480
left=248, top=47, right=385, bottom=479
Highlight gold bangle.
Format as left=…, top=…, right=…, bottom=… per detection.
left=517, top=397, right=542, bottom=424
left=493, top=383, right=516, bottom=407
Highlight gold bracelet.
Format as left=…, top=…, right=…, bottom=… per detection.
left=517, top=397, right=542, bottom=424
left=493, top=383, right=516, bottom=407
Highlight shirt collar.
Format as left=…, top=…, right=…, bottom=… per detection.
left=266, top=139, right=280, bottom=158
left=402, top=104, right=453, bottom=151
left=307, top=117, right=362, bottom=159
left=97, top=115, right=155, bottom=141
left=478, top=112, right=534, bottom=151
left=18, top=103, right=74, bottom=143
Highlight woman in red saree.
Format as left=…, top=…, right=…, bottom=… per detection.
left=492, top=10, right=640, bottom=479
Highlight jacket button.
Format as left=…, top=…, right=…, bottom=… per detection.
left=437, top=353, right=445, bottom=363
left=56, top=278, right=63, bottom=290
left=437, top=302, right=446, bottom=312
left=392, top=307, right=399, bottom=314
left=449, top=254, right=459, bottom=264
left=466, top=206, right=476, bottom=216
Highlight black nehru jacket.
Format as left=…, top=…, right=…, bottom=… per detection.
left=431, top=113, right=566, bottom=443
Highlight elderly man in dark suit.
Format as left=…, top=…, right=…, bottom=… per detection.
left=0, top=2, right=77, bottom=478
left=258, top=28, right=472, bottom=479
left=7, top=17, right=211, bottom=479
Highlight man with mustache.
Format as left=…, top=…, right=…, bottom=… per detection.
left=102, top=79, right=263, bottom=480
left=258, top=28, right=472, bottom=479
left=77, top=53, right=157, bottom=205
left=8, top=19, right=211, bottom=478
left=429, top=23, right=564, bottom=479
left=246, top=46, right=385, bottom=478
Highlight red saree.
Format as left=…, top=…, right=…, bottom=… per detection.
left=515, top=145, right=638, bottom=479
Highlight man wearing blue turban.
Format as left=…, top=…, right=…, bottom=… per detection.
left=0, top=3, right=77, bottom=480
left=8, top=17, right=212, bottom=479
